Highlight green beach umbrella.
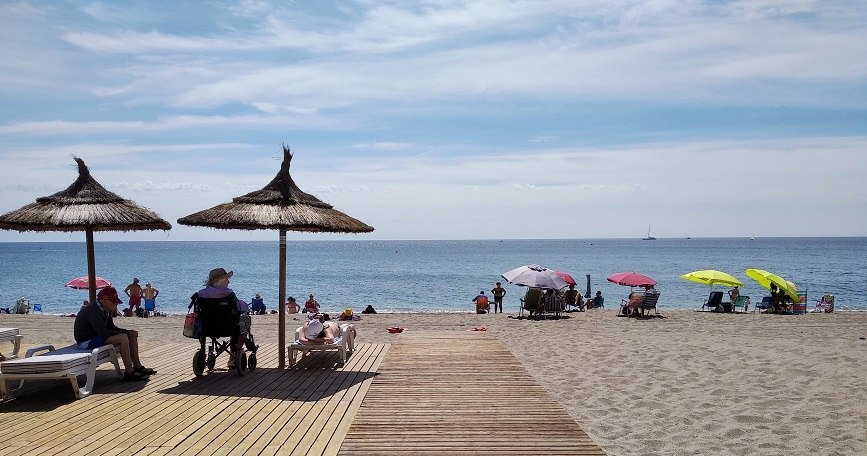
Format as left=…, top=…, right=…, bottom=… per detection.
left=679, top=270, right=743, bottom=288
left=744, top=268, right=799, bottom=302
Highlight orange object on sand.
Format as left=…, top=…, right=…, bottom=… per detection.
left=387, top=327, right=404, bottom=334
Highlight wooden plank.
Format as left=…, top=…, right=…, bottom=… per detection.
left=338, top=330, right=605, bottom=455
left=0, top=342, right=383, bottom=455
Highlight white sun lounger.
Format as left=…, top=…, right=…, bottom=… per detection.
left=0, top=328, right=23, bottom=360
left=289, top=324, right=355, bottom=367
left=0, top=343, right=122, bottom=400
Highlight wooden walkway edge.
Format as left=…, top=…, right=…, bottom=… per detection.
left=339, top=330, right=605, bottom=455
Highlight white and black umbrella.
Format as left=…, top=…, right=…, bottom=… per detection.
left=501, top=264, right=569, bottom=289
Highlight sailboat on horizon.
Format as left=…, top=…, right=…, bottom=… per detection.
left=642, top=225, right=656, bottom=240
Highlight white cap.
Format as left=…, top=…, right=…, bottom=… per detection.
left=306, top=320, right=324, bottom=339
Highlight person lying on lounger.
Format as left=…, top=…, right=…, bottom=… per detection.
left=299, top=314, right=356, bottom=344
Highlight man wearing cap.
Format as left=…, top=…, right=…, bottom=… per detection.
left=197, top=267, right=248, bottom=368
left=74, top=286, right=156, bottom=381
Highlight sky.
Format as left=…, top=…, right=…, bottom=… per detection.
left=1, top=0, right=866, bottom=241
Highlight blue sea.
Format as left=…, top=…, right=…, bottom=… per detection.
left=0, top=238, right=863, bottom=316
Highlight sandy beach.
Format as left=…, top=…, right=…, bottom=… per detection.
left=2, top=309, right=866, bottom=455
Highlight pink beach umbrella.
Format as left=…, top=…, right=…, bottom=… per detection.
left=65, top=276, right=112, bottom=290
left=606, top=272, right=656, bottom=288
left=554, top=271, right=577, bottom=286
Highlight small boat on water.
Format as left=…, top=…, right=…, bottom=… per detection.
left=642, top=225, right=656, bottom=240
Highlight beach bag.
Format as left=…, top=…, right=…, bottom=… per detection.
left=184, top=293, right=202, bottom=338
left=184, top=311, right=201, bottom=338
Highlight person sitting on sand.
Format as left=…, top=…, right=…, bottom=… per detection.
left=563, top=284, right=582, bottom=310
left=286, top=296, right=299, bottom=314
left=250, top=293, right=266, bottom=314
left=591, top=290, right=604, bottom=309
left=361, top=304, right=377, bottom=314
left=304, top=294, right=319, bottom=314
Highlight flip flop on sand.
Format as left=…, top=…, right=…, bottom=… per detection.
left=469, top=327, right=487, bottom=331
left=387, top=327, right=404, bottom=334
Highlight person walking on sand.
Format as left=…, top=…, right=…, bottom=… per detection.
left=124, top=278, right=142, bottom=314
left=491, top=282, right=506, bottom=313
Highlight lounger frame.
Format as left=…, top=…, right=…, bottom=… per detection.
left=0, top=328, right=23, bottom=360
left=0, top=343, right=122, bottom=400
left=289, top=324, right=354, bottom=367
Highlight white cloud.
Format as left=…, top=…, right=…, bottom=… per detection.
left=1, top=1, right=865, bottom=240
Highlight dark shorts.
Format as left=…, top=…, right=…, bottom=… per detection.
left=493, top=296, right=504, bottom=303
left=80, top=335, right=106, bottom=350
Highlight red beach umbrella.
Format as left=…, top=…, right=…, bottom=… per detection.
left=554, top=271, right=577, bottom=286
left=65, top=276, right=112, bottom=290
left=607, top=272, right=656, bottom=288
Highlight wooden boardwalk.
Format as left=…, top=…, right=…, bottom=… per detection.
left=339, top=330, right=605, bottom=455
left=1, top=331, right=604, bottom=455
left=0, top=341, right=388, bottom=455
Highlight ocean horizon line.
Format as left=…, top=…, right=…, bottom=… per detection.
left=1, top=235, right=864, bottom=244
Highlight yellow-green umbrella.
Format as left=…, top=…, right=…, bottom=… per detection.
left=744, top=268, right=799, bottom=302
left=680, top=270, right=743, bottom=288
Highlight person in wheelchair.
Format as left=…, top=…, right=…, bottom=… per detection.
left=197, top=267, right=249, bottom=369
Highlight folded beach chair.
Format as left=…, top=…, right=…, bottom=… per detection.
left=289, top=324, right=355, bottom=368
left=815, top=294, right=835, bottom=313
left=0, top=328, right=23, bottom=360
left=0, top=343, right=122, bottom=400
left=702, top=291, right=724, bottom=312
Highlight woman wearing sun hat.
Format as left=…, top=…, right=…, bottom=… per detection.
left=197, top=267, right=248, bottom=367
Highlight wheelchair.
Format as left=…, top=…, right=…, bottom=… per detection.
left=189, top=292, right=258, bottom=377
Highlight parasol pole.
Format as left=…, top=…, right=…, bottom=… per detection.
left=86, top=227, right=97, bottom=306
left=278, top=229, right=287, bottom=369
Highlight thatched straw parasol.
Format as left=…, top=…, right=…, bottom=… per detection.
left=0, top=157, right=172, bottom=305
left=177, top=145, right=373, bottom=368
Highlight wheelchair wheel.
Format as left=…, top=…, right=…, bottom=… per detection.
left=247, top=352, right=257, bottom=372
left=193, top=350, right=206, bottom=377
left=236, top=349, right=246, bottom=376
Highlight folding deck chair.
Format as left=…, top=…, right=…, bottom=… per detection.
left=702, top=291, right=724, bottom=312
left=815, top=294, right=835, bottom=313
